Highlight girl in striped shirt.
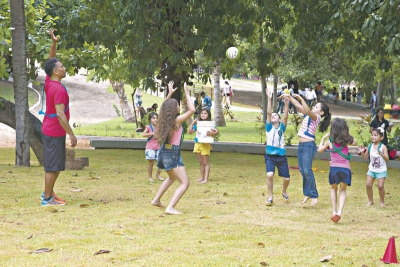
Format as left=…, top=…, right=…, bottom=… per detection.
left=280, top=93, right=331, bottom=206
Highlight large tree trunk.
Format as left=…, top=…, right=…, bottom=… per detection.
left=213, top=60, right=226, bottom=126
left=0, top=97, right=44, bottom=165
left=11, top=0, right=30, bottom=166
left=260, top=75, right=267, bottom=123
left=376, top=81, right=383, bottom=107
left=394, top=75, right=398, bottom=105
left=110, top=80, right=135, bottom=122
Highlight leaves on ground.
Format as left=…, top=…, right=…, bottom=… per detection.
left=319, top=255, right=332, bottom=262
left=258, top=242, right=265, bottom=248
left=260, top=262, right=269, bottom=266
left=30, top=248, right=53, bottom=254
left=94, top=249, right=111, bottom=256
left=27, top=234, right=33, bottom=239
left=80, top=204, right=89, bottom=208
left=70, top=189, right=83, bottom=192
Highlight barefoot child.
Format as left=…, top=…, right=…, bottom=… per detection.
left=264, top=88, right=290, bottom=205
left=188, top=108, right=219, bottom=184
left=151, top=81, right=195, bottom=215
left=280, top=93, right=331, bottom=206
left=317, top=118, right=355, bottom=223
left=142, top=112, right=164, bottom=183
left=358, top=127, right=389, bottom=207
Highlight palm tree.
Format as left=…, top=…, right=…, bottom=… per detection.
left=213, top=60, right=226, bottom=126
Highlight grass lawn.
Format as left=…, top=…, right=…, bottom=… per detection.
left=0, top=148, right=398, bottom=266
left=0, top=81, right=39, bottom=107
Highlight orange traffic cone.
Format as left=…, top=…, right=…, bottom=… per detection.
left=381, top=236, right=399, bottom=264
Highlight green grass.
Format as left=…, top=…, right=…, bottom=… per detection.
left=0, top=81, right=39, bottom=106
left=0, top=148, right=398, bottom=266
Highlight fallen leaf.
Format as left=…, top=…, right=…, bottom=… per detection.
left=216, top=201, right=226, bottom=204
left=118, top=224, right=125, bottom=228
left=260, top=262, right=269, bottom=266
left=72, top=173, right=78, bottom=176
left=223, top=192, right=228, bottom=196
left=70, top=189, right=83, bottom=192
left=0, top=180, right=6, bottom=183
left=204, top=190, right=210, bottom=193
left=319, top=255, right=332, bottom=262
left=94, top=249, right=111, bottom=256
left=80, top=204, right=89, bottom=208
left=31, top=248, right=53, bottom=254
left=258, top=242, right=265, bottom=248
left=27, top=234, right=33, bottom=239
left=200, top=216, right=210, bottom=219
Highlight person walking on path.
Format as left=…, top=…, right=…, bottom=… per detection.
left=188, top=108, right=219, bottom=184
left=345, top=87, right=351, bottom=102
left=357, top=88, right=363, bottom=104
left=280, top=93, right=331, bottom=206
left=264, top=88, right=290, bottom=205
left=142, top=112, right=164, bottom=183
left=315, top=82, right=323, bottom=103
left=201, top=91, right=212, bottom=111
left=352, top=87, right=357, bottom=103
left=151, top=81, right=195, bottom=215
left=41, top=29, right=77, bottom=206
left=370, top=90, right=378, bottom=117
left=358, top=127, right=389, bottom=207
left=222, top=81, right=232, bottom=107
left=317, top=118, right=356, bottom=223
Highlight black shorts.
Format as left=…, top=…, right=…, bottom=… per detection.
left=43, top=134, right=66, bottom=172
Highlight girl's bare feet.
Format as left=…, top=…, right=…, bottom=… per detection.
left=151, top=200, right=164, bottom=207
left=380, top=202, right=385, bottom=207
left=301, top=196, right=309, bottom=205
left=156, top=175, right=164, bottom=181
left=366, top=201, right=373, bottom=206
left=165, top=207, right=182, bottom=215
left=200, top=180, right=208, bottom=184
left=149, top=178, right=154, bottom=184
left=196, top=178, right=204, bottom=182
left=310, top=198, right=318, bottom=207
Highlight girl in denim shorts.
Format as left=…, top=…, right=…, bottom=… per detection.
left=358, top=127, right=389, bottom=207
left=142, top=112, right=164, bottom=183
left=151, top=81, right=195, bottom=215
left=188, top=108, right=219, bottom=184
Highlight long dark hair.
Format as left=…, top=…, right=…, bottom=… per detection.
left=198, top=108, right=211, bottom=121
left=319, top=102, right=331, bottom=132
left=330, top=118, right=354, bottom=146
left=157, top=98, right=179, bottom=144
left=374, top=108, right=384, bottom=121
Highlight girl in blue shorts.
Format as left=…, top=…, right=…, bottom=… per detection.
left=188, top=108, right=219, bottom=184
left=151, top=81, right=195, bottom=215
left=264, top=88, right=290, bottom=205
left=317, top=118, right=355, bottom=223
left=358, top=127, right=389, bottom=207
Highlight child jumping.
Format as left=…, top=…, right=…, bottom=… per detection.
left=358, top=127, right=389, bottom=207
left=280, top=93, right=331, bottom=206
left=151, top=81, right=195, bottom=215
left=188, top=108, right=219, bottom=184
left=142, top=112, right=164, bottom=183
left=317, top=118, right=355, bottom=223
left=264, top=88, right=290, bottom=205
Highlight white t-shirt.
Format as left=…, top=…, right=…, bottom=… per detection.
left=306, top=90, right=316, bottom=100
left=224, top=84, right=231, bottom=94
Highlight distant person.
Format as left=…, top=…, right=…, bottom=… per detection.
left=332, top=87, right=339, bottom=104
left=345, top=87, right=351, bottom=102
left=315, top=82, right=323, bottom=103
left=341, top=89, right=346, bottom=100
left=276, top=87, right=285, bottom=114
left=151, top=82, right=195, bottom=215
left=318, top=118, right=356, bottom=223
left=200, top=91, right=212, bottom=111
left=41, top=29, right=77, bottom=206
left=370, top=90, right=378, bottom=117
left=135, top=88, right=143, bottom=118
left=288, top=84, right=297, bottom=114
left=305, top=87, right=316, bottom=107
left=352, top=87, right=357, bottom=103
left=358, top=127, right=389, bottom=207
left=193, top=93, right=200, bottom=118
left=222, top=81, right=231, bottom=107
left=151, top=103, right=158, bottom=112
left=357, top=88, right=363, bottom=104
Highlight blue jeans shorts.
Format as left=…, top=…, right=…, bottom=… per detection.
left=329, top=167, right=352, bottom=186
left=145, top=149, right=159, bottom=161
left=157, top=145, right=184, bottom=171
left=264, top=154, right=290, bottom=178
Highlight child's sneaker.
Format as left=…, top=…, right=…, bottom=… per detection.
left=42, top=196, right=65, bottom=206
left=41, top=192, right=66, bottom=205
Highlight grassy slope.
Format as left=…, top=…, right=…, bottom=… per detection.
left=0, top=148, right=397, bottom=266
left=0, top=82, right=39, bottom=106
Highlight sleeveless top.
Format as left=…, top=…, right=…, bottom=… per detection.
left=330, top=142, right=351, bottom=169
left=368, top=143, right=387, bottom=173
left=169, top=125, right=183, bottom=146
left=145, top=125, right=160, bottom=150
left=298, top=114, right=321, bottom=141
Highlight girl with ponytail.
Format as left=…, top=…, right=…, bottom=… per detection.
left=280, top=93, right=331, bottom=206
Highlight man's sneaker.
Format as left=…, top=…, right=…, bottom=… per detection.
left=42, top=196, right=65, bottom=206
left=41, top=192, right=66, bottom=205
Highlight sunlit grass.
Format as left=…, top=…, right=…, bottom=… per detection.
left=0, top=81, right=39, bottom=106
left=0, top=148, right=398, bottom=266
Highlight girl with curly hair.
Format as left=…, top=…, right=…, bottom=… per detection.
left=151, top=81, right=195, bottom=215
left=317, top=118, right=356, bottom=223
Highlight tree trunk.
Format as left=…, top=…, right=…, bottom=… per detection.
left=394, top=75, right=398, bottom=105
left=273, top=73, right=278, bottom=111
left=0, top=97, right=43, bottom=165
left=110, top=80, right=135, bottom=122
left=260, top=75, right=267, bottom=122
left=376, top=81, right=383, bottom=107
left=213, top=60, right=226, bottom=126
left=11, top=0, right=30, bottom=166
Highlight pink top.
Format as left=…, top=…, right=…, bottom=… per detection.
left=169, top=125, right=183, bottom=146
left=330, top=143, right=351, bottom=169
left=42, top=75, right=70, bottom=137
left=297, top=114, right=321, bottom=141
left=145, top=125, right=160, bottom=150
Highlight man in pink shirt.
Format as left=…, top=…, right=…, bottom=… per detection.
left=41, top=29, right=77, bottom=206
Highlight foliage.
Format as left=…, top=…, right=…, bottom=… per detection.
left=289, top=113, right=303, bottom=133
left=223, top=104, right=237, bottom=121
left=112, top=104, right=121, bottom=117
left=254, top=122, right=265, bottom=144
left=387, top=127, right=400, bottom=150
left=285, top=133, right=295, bottom=146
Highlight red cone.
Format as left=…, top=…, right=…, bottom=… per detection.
left=381, top=236, right=399, bottom=264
